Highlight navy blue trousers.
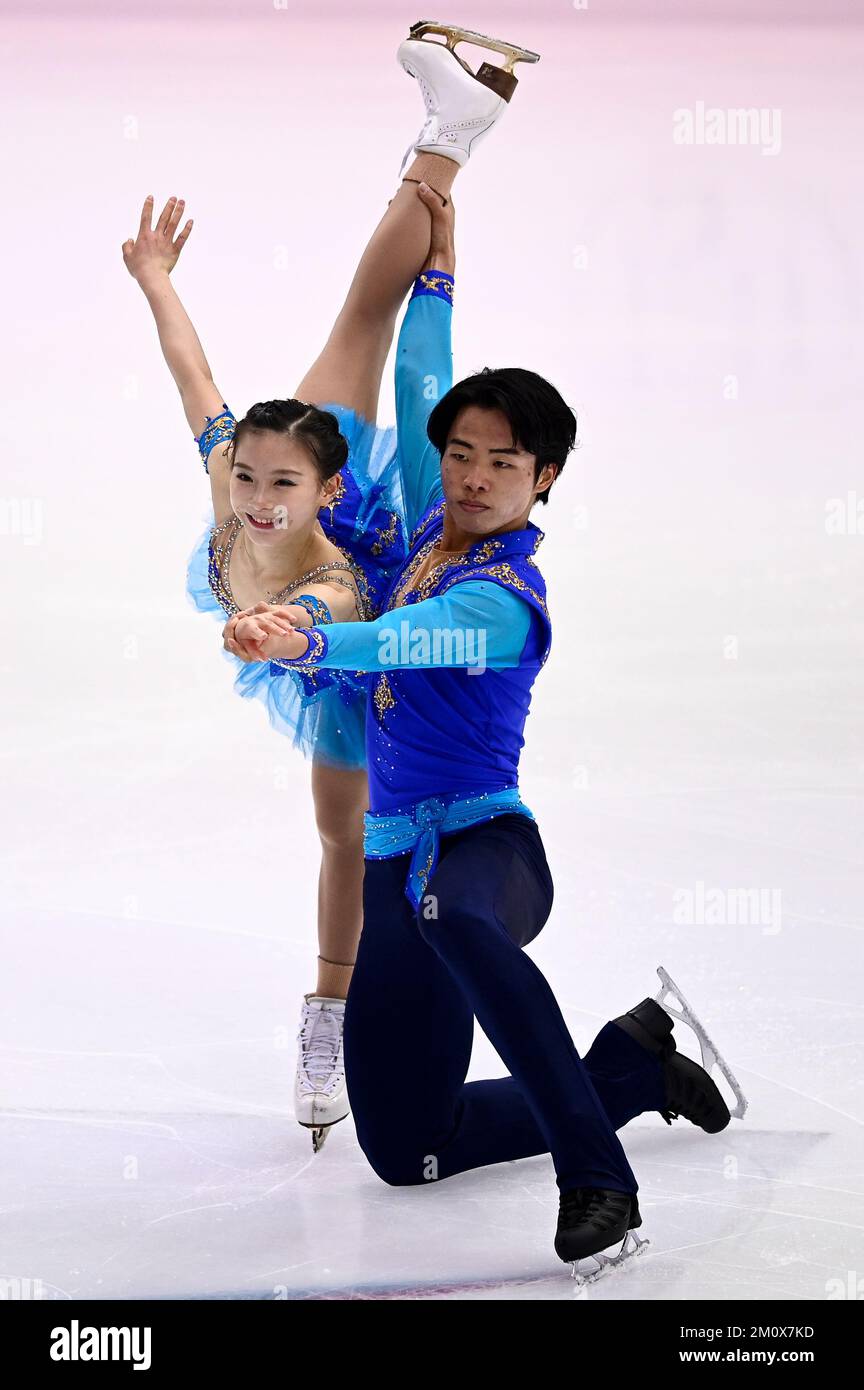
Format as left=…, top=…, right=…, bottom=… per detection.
left=343, top=814, right=666, bottom=1194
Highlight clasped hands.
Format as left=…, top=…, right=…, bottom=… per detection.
left=222, top=603, right=312, bottom=663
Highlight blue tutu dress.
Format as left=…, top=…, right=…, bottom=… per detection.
left=185, top=270, right=454, bottom=771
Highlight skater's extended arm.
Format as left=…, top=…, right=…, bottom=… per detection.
left=224, top=582, right=533, bottom=671
left=394, top=186, right=455, bottom=537
left=122, top=194, right=233, bottom=521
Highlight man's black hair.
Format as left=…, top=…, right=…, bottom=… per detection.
left=426, top=367, right=577, bottom=505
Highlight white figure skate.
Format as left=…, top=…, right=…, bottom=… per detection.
left=294, top=994, right=349, bottom=1153
left=397, top=18, right=540, bottom=170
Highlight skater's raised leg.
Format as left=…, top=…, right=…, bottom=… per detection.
left=294, top=13, right=541, bottom=419
left=293, top=155, right=458, bottom=424
left=287, top=27, right=524, bottom=1148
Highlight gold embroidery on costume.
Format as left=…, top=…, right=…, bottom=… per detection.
left=209, top=517, right=370, bottom=625
left=417, top=272, right=455, bottom=301
left=270, top=658, right=322, bottom=686
left=322, top=472, right=347, bottom=525
left=417, top=844, right=435, bottom=894
left=385, top=534, right=448, bottom=611
left=409, top=499, right=446, bottom=550
left=389, top=515, right=549, bottom=624
left=329, top=542, right=372, bottom=621
left=208, top=516, right=243, bottom=616
left=388, top=537, right=517, bottom=613
left=437, top=562, right=549, bottom=617
left=272, top=627, right=327, bottom=673
left=373, top=672, right=396, bottom=720
left=371, top=511, right=399, bottom=557
left=472, top=538, right=506, bottom=564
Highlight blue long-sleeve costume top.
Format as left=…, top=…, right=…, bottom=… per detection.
left=279, top=279, right=538, bottom=690
left=278, top=507, right=550, bottom=812
left=274, top=274, right=554, bottom=901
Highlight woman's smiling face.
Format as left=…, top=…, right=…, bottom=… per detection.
left=228, top=429, right=339, bottom=541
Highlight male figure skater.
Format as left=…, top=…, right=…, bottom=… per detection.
left=223, top=172, right=740, bottom=1276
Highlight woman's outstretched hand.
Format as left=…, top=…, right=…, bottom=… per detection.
left=122, top=195, right=193, bottom=283
left=418, top=182, right=455, bottom=277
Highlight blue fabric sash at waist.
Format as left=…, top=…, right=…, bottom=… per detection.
left=363, top=786, right=535, bottom=909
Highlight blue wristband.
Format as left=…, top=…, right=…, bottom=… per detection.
left=291, top=594, right=334, bottom=626
left=270, top=626, right=329, bottom=670
left=410, top=270, right=454, bottom=305
left=195, top=404, right=236, bottom=473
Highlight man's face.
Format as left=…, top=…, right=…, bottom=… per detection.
left=440, top=405, right=555, bottom=537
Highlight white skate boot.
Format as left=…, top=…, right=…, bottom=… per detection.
left=294, top=994, right=349, bottom=1153
left=397, top=18, right=540, bottom=170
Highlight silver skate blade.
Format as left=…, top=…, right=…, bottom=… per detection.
left=408, top=19, right=541, bottom=71
left=655, top=966, right=748, bottom=1120
left=309, top=1125, right=329, bottom=1154
left=569, top=1229, right=650, bottom=1287
left=297, top=1112, right=348, bottom=1153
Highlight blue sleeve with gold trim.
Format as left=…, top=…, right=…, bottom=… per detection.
left=274, top=581, right=532, bottom=673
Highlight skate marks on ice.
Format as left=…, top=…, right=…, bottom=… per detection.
left=0, top=1108, right=323, bottom=1301
left=1, top=919, right=860, bottom=1300
left=626, top=1125, right=864, bottom=1302
left=2, top=1104, right=855, bottom=1300
left=250, top=1126, right=861, bottom=1301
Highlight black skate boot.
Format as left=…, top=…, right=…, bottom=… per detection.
left=613, top=997, right=731, bottom=1133
left=554, top=1187, right=642, bottom=1264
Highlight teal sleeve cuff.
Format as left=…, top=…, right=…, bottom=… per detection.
left=269, top=625, right=329, bottom=670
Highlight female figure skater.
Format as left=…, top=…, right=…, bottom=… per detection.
left=121, top=20, right=541, bottom=1151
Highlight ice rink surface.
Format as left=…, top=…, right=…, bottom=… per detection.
left=1, top=2, right=862, bottom=1299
